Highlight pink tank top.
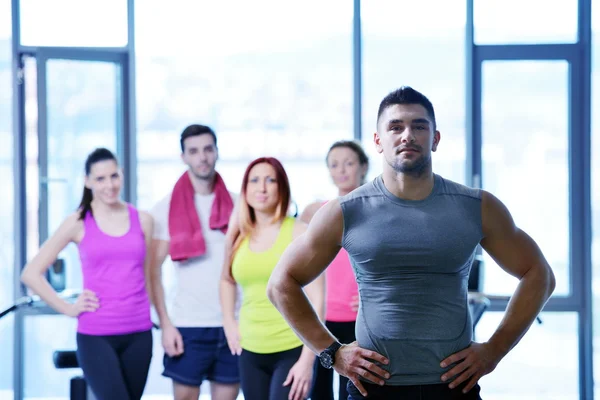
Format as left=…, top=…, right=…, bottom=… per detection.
left=77, top=204, right=152, bottom=335
left=326, top=248, right=359, bottom=322
left=323, top=201, right=359, bottom=322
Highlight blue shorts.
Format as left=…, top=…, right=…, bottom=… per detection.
left=162, top=327, right=240, bottom=386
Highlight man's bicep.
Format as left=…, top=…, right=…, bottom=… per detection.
left=480, top=191, right=546, bottom=279
left=280, top=236, right=340, bottom=287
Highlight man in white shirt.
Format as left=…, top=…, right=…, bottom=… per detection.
left=149, top=124, right=239, bottom=400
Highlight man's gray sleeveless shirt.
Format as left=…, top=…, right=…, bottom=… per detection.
left=339, top=174, right=483, bottom=385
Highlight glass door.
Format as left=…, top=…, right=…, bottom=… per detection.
left=472, top=53, right=587, bottom=399
left=478, top=60, right=578, bottom=399
left=20, top=50, right=126, bottom=400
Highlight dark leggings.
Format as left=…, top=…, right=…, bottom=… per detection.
left=311, top=320, right=356, bottom=400
left=239, top=346, right=303, bottom=400
left=76, top=330, right=153, bottom=400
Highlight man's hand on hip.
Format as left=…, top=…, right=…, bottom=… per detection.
left=440, top=341, right=502, bottom=393
left=333, top=341, right=390, bottom=397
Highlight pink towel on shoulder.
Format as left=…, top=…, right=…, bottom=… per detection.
left=168, top=171, right=234, bottom=261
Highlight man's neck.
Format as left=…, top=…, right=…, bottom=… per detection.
left=188, top=170, right=215, bottom=195
left=381, top=167, right=435, bottom=201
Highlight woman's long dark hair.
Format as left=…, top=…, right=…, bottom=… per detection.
left=78, top=148, right=118, bottom=220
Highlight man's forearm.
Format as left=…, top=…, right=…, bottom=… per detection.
left=150, top=272, right=172, bottom=327
left=268, top=277, right=336, bottom=355
left=220, top=279, right=238, bottom=322
left=488, top=264, right=555, bottom=357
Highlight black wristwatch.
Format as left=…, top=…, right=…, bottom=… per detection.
left=318, top=341, right=343, bottom=369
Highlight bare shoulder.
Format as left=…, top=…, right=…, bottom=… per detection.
left=480, top=190, right=516, bottom=238
left=63, top=211, right=84, bottom=230
left=480, top=190, right=503, bottom=209
left=138, top=210, right=155, bottom=235
left=59, top=212, right=85, bottom=242
left=305, top=198, right=344, bottom=246
left=314, top=197, right=343, bottom=219
left=299, top=201, right=325, bottom=223
left=138, top=209, right=154, bottom=224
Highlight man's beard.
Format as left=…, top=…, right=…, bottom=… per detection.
left=388, top=153, right=431, bottom=178
left=191, top=165, right=215, bottom=181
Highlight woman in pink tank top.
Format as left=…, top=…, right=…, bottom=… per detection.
left=300, top=140, right=369, bottom=400
left=21, top=148, right=154, bottom=400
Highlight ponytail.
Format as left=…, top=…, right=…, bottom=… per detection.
left=78, top=187, right=93, bottom=220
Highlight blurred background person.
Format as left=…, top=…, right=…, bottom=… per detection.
left=300, top=140, right=369, bottom=400
left=149, top=125, right=240, bottom=400
left=21, top=148, right=154, bottom=400
left=220, top=157, right=325, bottom=400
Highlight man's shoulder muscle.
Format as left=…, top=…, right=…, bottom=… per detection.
left=306, top=199, right=343, bottom=247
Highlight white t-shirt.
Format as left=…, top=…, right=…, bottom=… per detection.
left=151, top=190, right=238, bottom=328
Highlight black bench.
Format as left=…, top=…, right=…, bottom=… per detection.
left=53, top=350, right=96, bottom=400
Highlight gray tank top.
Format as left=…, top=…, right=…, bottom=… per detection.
left=340, top=174, right=483, bottom=385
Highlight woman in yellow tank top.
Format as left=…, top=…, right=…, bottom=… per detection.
left=220, top=157, right=325, bottom=400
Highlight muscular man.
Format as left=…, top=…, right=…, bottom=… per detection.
left=267, top=87, right=556, bottom=399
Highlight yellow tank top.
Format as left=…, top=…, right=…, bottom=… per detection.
left=231, top=217, right=302, bottom=354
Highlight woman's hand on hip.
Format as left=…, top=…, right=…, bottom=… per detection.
left=65, top=289, right=99, bottom=317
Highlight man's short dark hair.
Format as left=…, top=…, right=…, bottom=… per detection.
left=377, top=87, right=437, bottom=130
left=180, top=124, right=217, bottom=152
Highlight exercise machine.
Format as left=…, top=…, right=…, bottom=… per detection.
left=53, top=350, right=96, bottom=400
left=0, top=291, right=95, bottom=400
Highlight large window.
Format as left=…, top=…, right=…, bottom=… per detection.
left=476, top=312, right=579, bottom=399
left=135, top=0, right=353, bottom=395
left=19, top=0, right=127, bottom=47
left=472, top=2, right=582, bottom=397
left=591, top=4, right=600, bottom=397
left=136, top=0, right=352, bottom=212
left=480, top=60, right=570, bottom=296
left=361, top=0, right=466, bottom=185
left=473, top=0, right=578, bottom=45
left=0, top=0, right=13, bottom=398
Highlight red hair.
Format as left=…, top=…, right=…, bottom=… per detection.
left=232, top=157, right=291, bottom=254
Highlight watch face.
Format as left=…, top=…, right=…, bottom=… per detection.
left=320, top=352, right=333, bottom=369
